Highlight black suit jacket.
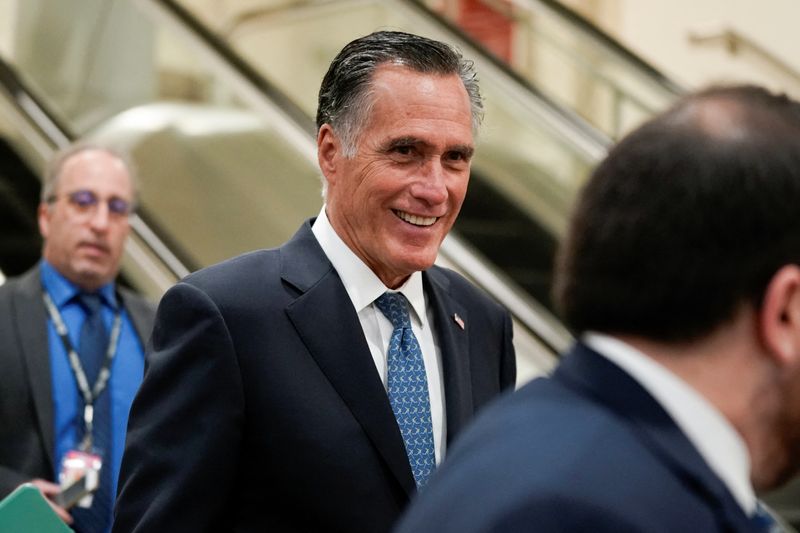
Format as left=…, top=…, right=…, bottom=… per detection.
left=0, top=264, right=156, bottom=498
left=395, top=342, right=759, bottom=533
left=113, top=220, right=516, bottom=533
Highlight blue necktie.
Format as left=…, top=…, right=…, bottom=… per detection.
left=751, top=502, right=782, bottom=533
left=374, top=292, right=436, bottom=488
left=72, top=293, right=112, bottom=533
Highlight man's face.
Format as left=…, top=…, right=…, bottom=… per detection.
left=319, top=64, right=474, bottom=288
left=38, top=149, right=134, bottom=292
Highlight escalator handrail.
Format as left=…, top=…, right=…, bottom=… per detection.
left=0, top=59, right=74, bottom=149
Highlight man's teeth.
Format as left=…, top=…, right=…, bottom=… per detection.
left=395, top=210, right=437, bottom=227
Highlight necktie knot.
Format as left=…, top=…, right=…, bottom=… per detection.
left=375, top=292, right=412, bottom=330
left=78, top=292, right=104, bottom=316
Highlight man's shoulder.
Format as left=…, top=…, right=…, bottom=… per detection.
left=398, top=376, right=707, bottom=532
left=426, top=265, right=504, bottom=313
left=165, top=248, right=290, bottom=312
left=0, top=266, right=40, bottom=302
left=443, top=374, right=673, bottom=486
left=184, top=248, right=281, bottom=287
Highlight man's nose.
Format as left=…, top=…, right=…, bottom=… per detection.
left=87, top=202, right=111, bottom=230
left=411, top=159, right=448, bottom=205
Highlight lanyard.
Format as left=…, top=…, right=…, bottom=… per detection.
left=42, top=291, right=122, bottom=451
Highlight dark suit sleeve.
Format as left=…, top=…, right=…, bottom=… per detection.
left=499, top=309, right=516, bottom=390
left=113, top=281, right=245, bottom=533
left=0, top=275, right=56, bottom=498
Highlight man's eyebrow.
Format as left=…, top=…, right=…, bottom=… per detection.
left=447, top=144, right=475, bottom=158
left=380, top=137, right=474, bottom=157
left=380, top=136, right=427, bottom=151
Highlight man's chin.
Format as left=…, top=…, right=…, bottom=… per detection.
left=73, top=265, right=115, bottom=291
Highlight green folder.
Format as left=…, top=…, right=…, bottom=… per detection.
left=0, top=483, right=73, bottom=532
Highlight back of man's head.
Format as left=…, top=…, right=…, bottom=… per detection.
left=554, top=85, right=800, bottom=342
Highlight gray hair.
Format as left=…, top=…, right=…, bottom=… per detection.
left=316, top=30, right=484, bottom=158
left=42, top=142, right=140, bottom=209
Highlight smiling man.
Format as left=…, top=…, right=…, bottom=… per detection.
left=0, top=144, right=155, bottom=533
left=113, top=31, right=515, bottom=533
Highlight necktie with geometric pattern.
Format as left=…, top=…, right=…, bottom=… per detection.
left=71, top=292, right=112, bottom=533
left=374, top=292, right=436, bottom=489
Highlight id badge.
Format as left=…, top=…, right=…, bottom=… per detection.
left=58, top=450, right=101, bottom=508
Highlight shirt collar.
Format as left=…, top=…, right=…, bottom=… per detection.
left=40, top=259, right=117, bottom=310
left=311, top=207, right=426, bottom=324
left=583, top=332, right=756, bottom=515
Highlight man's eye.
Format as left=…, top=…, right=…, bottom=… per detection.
left=393, top=145, right=413, bottom=155
left=108, top=198, right=131, bottom=216
left=70, top=190, right=98, bottom=208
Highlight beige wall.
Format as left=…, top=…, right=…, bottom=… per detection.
left=0, top=0, right=16, bottom=59
left=562, top=0, right=800, bottom=97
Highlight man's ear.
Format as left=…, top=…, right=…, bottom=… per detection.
left=317, top=124, right=339, bottom=186
left=37, top=202, right=51, bottom=240
left=759, top=264, right=800, bottom=365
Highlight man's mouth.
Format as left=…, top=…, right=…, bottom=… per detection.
left=79, top=241, right=110, bottom=254
left=393, top=209, right=438, bottom=227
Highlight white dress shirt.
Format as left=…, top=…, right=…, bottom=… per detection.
left=312, top=207, right=446, bottom=463
left=583, top=332, right=756, bottom=516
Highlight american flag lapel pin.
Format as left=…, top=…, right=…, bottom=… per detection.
left=453, top=313, right=465, bottom=330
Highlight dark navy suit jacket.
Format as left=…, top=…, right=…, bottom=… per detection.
left=0, top=265, right=155, bottom=498
left=113, top=220, right=516, bottom=533
left=395, top=342, right=760, bottom=533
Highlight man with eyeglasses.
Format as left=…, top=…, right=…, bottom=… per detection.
left=0, top=143, right=155, bottom=533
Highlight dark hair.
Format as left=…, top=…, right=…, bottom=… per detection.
left=316, top=30, right=483, bottom=157
left=554, top=85, right=800, bottom=342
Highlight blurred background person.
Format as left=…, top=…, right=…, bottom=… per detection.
left=0, top=144, right=156, bottom=533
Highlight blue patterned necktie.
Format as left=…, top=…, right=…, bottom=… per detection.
left=72, top=293, right=112, bottom=533
left=751, top=502, right=783, bottom=533
left=374, top=292, right=436, bottom=489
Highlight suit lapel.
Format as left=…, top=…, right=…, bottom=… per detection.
left=281, top=222, right=417, bottom=497
left=118, top=288, right=155, bottom=346
left=424, top=269, right=474, bottom=445
left=555, top=343, right=754, bottom=532
left=13, top=266, right=56, bottom=473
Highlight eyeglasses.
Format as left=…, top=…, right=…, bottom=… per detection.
left=49, top=189, right=133, bottom=217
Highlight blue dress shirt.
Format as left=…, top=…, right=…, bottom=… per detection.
left=40, top=260, right=145, bottom=508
